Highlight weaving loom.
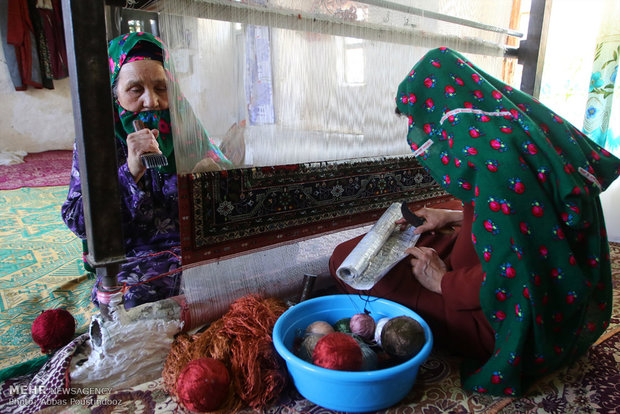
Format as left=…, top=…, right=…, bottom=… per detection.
left=60, top=0, right=547, bottom=389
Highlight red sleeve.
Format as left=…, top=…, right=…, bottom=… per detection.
left=7, top=0, right=24, bottom=45
left=440, top=263, right=484, bottom=311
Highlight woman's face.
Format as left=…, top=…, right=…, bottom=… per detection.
left=116, top=59, right=169, bottom=112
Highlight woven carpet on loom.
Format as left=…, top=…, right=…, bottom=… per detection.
left=0, top=150, right=72, bottom=190
left=0, top=186, right=96, bottom=379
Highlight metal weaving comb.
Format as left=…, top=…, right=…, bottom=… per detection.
left=132, top=120, right=168, bottom=169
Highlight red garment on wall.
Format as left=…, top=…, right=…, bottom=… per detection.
left=7, top=0, right=42, bottom=90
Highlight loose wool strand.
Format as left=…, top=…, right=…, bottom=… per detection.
left=162, top=295, right=288, bottom=412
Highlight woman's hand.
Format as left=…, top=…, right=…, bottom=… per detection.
left=410, top=207, right=463, bottom=235
left=405, top=246, right=447, bottom=294
left=126, top=128, right=161, bottom=182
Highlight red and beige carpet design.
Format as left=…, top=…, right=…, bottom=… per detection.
left=0, top=150, right=72, bottom=190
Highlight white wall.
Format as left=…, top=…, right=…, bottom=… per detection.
left=601, top=177, right=620, bottom=241
left=539, top=0, right=620, bottom=241
left=0, top=40, right=74, bottom=153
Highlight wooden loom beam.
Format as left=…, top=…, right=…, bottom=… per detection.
left=517, top=0, right=551, bottom=97
left=61, top=0, right=126, bottom=316
left=159, top=0, right=509, bottom=57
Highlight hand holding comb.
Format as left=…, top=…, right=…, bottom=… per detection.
left=132, top=119, right=168, bottom=169
left=400, top=201, right=425, bottom=227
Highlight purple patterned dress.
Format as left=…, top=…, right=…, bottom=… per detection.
left=61, top=32, right=231, bottom=310
left=62, top=141, right=182, bottom=309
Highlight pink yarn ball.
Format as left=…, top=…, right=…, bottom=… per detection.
left=31, top=309, right=76, bottom=354
left=312, top=332, right=362, bottom=371
left=176, top=357, right=230, bottom=413
left=349, top=313, right=376, bottom=341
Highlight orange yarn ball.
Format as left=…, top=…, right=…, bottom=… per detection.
left=31, top=309, right=75, bottom=354
left=312, top=332, right=362, bottom=371
left=176, top=358, right=230, bottom=413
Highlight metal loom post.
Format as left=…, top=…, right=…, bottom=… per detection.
left=61, top=0, right=126, bottom=318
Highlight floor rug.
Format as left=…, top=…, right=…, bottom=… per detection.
left=0, top=150, right=73, bottom=190
left=0, top=186, right=96, bottom=377
left=0, top=182, right=617, bottom=412
left=16, top=243, right=620, bottom=414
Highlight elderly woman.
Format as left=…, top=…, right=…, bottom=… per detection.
left=330, top=47, right=620, bottom=396
left=62, top=32, right=231, bottom=309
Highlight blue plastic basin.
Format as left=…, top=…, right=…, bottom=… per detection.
left=272, top=294, right=433, bottom=412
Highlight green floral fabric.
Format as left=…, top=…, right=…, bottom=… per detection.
left=396, top=47, right=620, bottom=396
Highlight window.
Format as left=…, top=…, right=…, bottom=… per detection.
left=127, top=19, right=144, bottom=33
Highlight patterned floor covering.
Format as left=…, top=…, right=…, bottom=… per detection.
left=0, top=151, right=72, bottom=190
left=0, top=181, right=618, bottom=412
left=0, top=186, right=96, bottom=377
left=21, top=242, right=618, bottom=414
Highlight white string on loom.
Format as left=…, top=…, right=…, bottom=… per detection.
left=180, top=226, right=371, bottom=327
left=147, top=0, right=519, bottom=319
left=154, top=0, right=515, bottom=173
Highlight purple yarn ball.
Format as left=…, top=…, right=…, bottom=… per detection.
left=349, top=313, right=376, bottom=341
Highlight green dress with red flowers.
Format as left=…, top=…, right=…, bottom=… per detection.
left=395, top=47, right=620, bottom=396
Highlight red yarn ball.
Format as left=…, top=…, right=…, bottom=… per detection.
left=176, top=357, right=230, bottom=413
left=31, top=309, right=76, bottom=354
left=312, top=332, right=362, bottom=371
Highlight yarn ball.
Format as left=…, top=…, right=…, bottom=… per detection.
left=313, top=332, right=362, bottom=371
left=176, top=357, right=231, bottom=413
left=375, top=349, right=397, bottom=370
left=349, top=313, right=376, bottom=341
left=380, top=316, right=426, bottom=360
left=358, top=340, right=379, bottom=371
left=305, top=320, right=335, bottom=336
left=374, top=317, right=390, bottom=345
left=31, top=309, right=76, bottom=354
left=298, top=334, right=324, bottom=362
left=333, top=317, right=352, bottom=333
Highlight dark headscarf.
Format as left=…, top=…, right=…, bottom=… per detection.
left=396, top=47, right=620, bottom=396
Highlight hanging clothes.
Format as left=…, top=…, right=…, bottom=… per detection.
left=4, top=0, right=43, bottom=90
left=27, top=0, right=54, bottom=89
left=34, top=0, right=68, bottom=79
